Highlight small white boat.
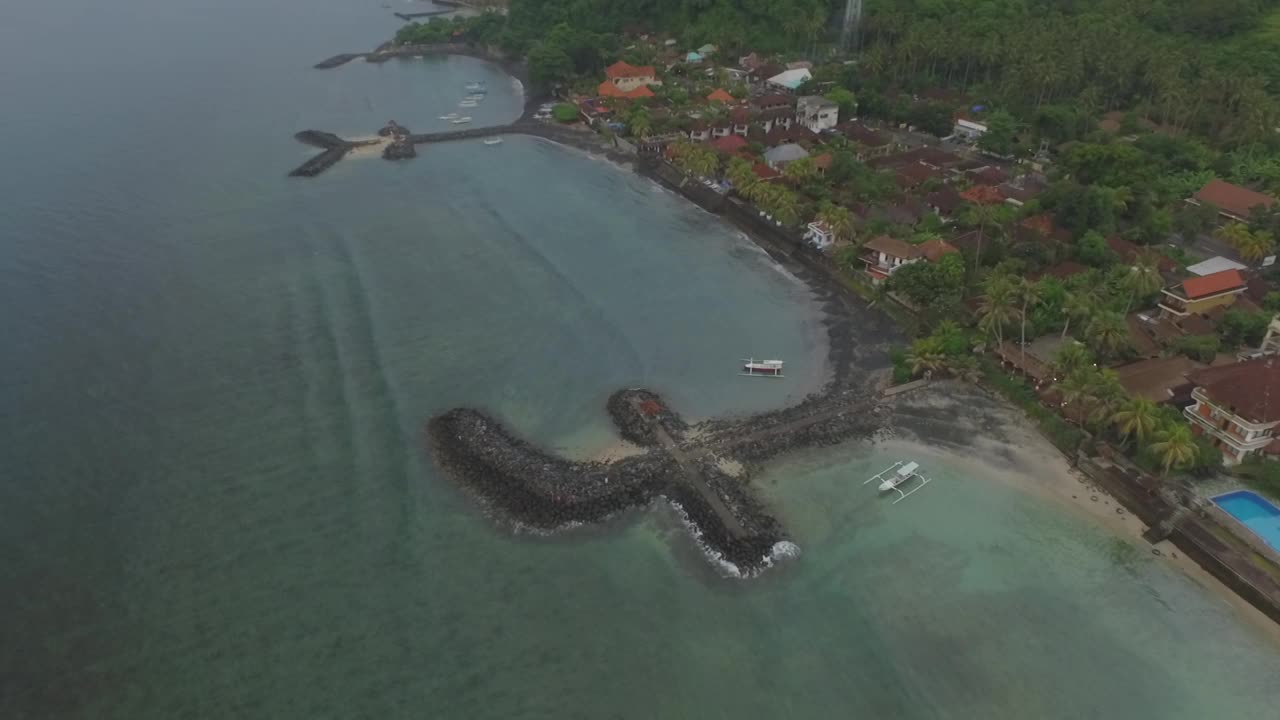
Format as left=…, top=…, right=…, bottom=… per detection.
left=863, top=461, right=931, bottom=504
left=465, top=82, right=486, bottom=92
left=459, top=101, right=478, bottom=108
left=741, top=358, right=784, bottom=377
left=439, top=113, right=458, bottom=120
left=451, top=117, right=472, bottom=124
left=483, top=137, right=503, bottom=145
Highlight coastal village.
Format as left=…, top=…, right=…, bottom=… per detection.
left=551, top=30, right=1280, bottom=479
left=314, top=12, right=1280, bottom=617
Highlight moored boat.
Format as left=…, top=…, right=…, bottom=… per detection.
left=483, top=137, right=503, bottom=145
left=741, top=358, right=784, bottom=377
left=451, top=117, right=472, bottom=124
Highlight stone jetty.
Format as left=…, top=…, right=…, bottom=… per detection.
left=429, top=379, right=886, bottom=576
left=287, top=131, right=381, bottom=177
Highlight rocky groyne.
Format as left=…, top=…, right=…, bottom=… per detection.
left=427, top=407, right=671, bottom=529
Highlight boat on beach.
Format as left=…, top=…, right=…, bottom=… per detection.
left=741, top=358, right=784, bottom=377
left=452, top=117, right=472, bottom=124
left=863, top=461, right=931, bottom=504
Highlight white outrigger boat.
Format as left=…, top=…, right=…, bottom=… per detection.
left=864, top=461, right=931, bottom=503
left=451, top=117, right=473, bottom=124
left=459, top=100, right=478, bottom=108
left=439, top=113, right=459, bottom=120
left=741, top=358, right=784, bottom=377
left=482, top=137, right=503, bottom=145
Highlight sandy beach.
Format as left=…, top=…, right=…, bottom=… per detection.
left=885, top=380, right=1280, bottom=642
left=345, top=135, right=387, bottom=158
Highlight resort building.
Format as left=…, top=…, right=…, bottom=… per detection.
left=1184, top=358, right=1280, bottom=464
left=1188, top=179, right=1277, bottom=223
left=1158, top=269, right=1247, bottom=319
left=603, top=61, right=661, bottom=93
left=797, top=96, right=839, bottom=132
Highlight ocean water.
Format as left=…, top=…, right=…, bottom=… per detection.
left=1, top=0, right=1278, bottom=717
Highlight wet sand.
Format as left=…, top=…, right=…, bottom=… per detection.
left=886, top=381, right=1280, bottom=642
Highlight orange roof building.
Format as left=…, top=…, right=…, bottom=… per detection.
left=706, top=88, right=734, bottom=103
left=1159, top=269, right=1247, bottom=318
left=960, top=185, right=1005, bottom=205
left=1190, top=179, right=1277, bottom=222
left=603, top=61, right=660, bottom=93
left=605, top=60, right=657, bottom=79
left=597, top=81, right=655, bottom=100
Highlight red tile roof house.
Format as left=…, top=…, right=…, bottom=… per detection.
left=597, top=81, right=655, bottom=100
left=1014, top=214, right=1072, bottom=246
left=708, top=134, right=748, bottom=154
left=603, top=61, right=661, bottom=93
left=1188, top=179, right=1277, bottom=223
left=706, top=88, right=735, bottom=103
left=860, top=236, right=957, bottom=285
left=926, top=186, right=965, bottom=220
left=1106, top=235, right=1178, bottom=272
left=861, top=235, right=923, bottom=284
left=1184, top=357, right=1280, bottom=464
left=836, top=122, right=894, bottom=159
left=1158, top=269, right=1248, bottom=319
left=894, top=162, right=944, bottom=190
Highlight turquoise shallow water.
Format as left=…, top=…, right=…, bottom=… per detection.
left=2, top=0, right=1279, bottom=717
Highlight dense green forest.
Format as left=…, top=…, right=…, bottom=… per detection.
left=398, top=0, right=1280, bottom=146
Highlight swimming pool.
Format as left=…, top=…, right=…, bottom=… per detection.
left=1212, top=490, right=1280, bottom=552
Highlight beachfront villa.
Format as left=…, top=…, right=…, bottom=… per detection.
left=1157, top=269, right=1247, bottom=318
left=1184, top=357, right=1280, bottom=464
left=603, top=60, right=661, bottom=93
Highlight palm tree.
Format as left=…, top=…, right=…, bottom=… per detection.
left=906, top=339, right=947, bottom=377
left=784, top=157, right=817, bottom=182
left=628, top=111, right=652, bottom=139
left=1057, top=368, right=1100, bottom=424
left=944, top=355, right=982, bottom=383
left=817, top=203, right=856, bottom=243
left=1086, top=311, right=1129, bottom=360
left=1149, top=424, right=1198, bottom=476
left=963, top=201, right=1003, bottom=273
left=1213, top=221, right=1252, bottom=250
left=1237, top=229, right=1276, bottom=264
left=1087, top=370, right=1126, bottom=430
left=1017, top=277, right=1043, bottom=370
left=1112, top=396, right=1160, bottom=444
left=1124, top=252, right=1164, bottom=312
left=768, top=189, right=800, bottom=226
left=978, top=275, right=1019, bottom=349
left=1052, top=341, right=1093, bottom=378
left=1060, top=291, right=1096, bottom=340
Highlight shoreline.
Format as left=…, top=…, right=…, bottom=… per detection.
left=886, top=381, right=1280, bottom=643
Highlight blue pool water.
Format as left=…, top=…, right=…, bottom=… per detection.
left=1213, top=490, right=1280, bottom=551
